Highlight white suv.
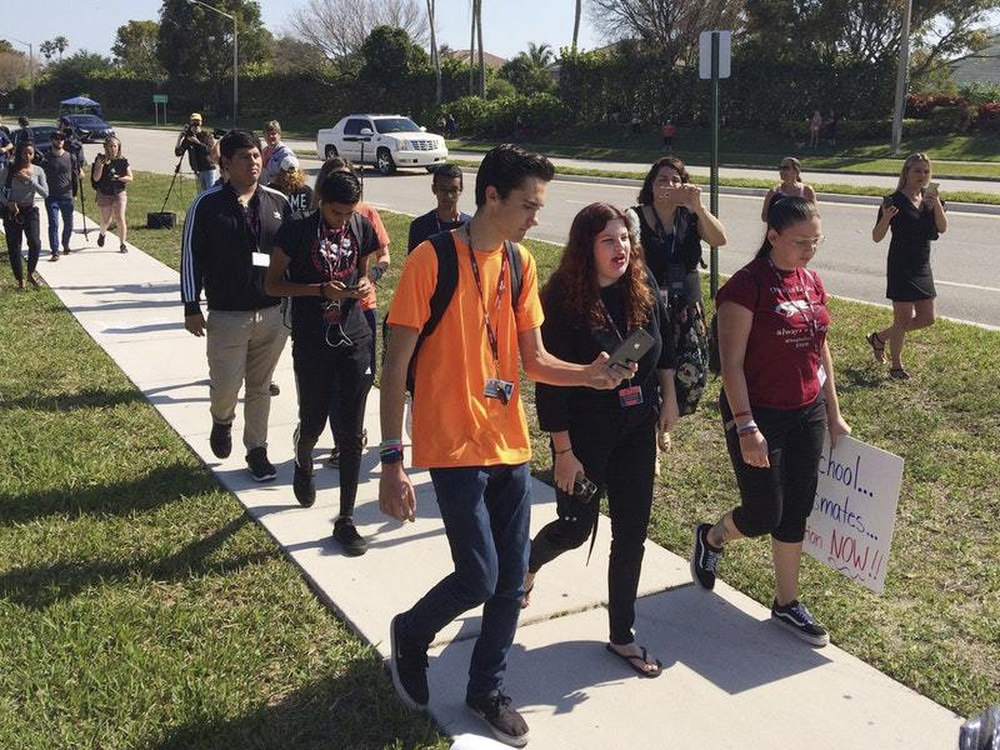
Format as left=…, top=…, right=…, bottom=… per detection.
left=316, top=114, right=448, bottom=175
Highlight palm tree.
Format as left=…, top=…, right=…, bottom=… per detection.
left=572, top=0, right=582, bottom=53
left=427, top=0, right=441, bottom=105
left=53, top=36, right=69, bottom=62
left=469, top=0, right=476, bottom=94
left=476, top=0, right=485, bottom=97
left=527, top=42, right=554, bottom=68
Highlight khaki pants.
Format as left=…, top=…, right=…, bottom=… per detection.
left=206, top=306, right=289, bottom=452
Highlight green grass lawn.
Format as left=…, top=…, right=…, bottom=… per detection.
left=1, top=190, right=448, bottom=747
left=448, top=124, right=1000, bottom=180
left=76, top=173, right=1000, bottom=723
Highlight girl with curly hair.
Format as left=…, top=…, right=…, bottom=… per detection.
left=523, top=202, right=678, bottom=678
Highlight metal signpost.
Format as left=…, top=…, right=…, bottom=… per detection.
left=699, top=30, right=731, bottom=298
left=153, top=94, right=168, bottom=126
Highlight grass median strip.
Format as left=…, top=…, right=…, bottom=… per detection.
left=83, top=173, right=998, bottom=720
left=450, top=159, right=1000, bottom=206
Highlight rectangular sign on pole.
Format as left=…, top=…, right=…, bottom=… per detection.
left=152, top=94, right=168, bottom=104
left=699, top=30, right=732, bottom=80
left=803, top=436, right=904, bottom=594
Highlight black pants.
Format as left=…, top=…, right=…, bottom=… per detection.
left=3, top=206, right=41, bottom=283
left=721, top=392, right=827, bottom=543
left=293, top=335, right=373, bottom=518
left=529, top=406, right=657, bottom=645
left=329, top=308, right=377, bottom=444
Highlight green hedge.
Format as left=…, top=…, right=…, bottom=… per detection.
left=446, top=93, right=572, bottom=137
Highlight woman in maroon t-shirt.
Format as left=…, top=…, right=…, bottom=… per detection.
left=691, top=197, right=851, bottom=647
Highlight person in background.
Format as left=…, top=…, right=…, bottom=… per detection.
left=1, top=141, right=48, bottom=289
left=760, top=157, right=816, bottom=222
left=626, top=156, right=727, bottom=419
left=313, top=156, right=391, bottom=468
left=265, top=171, right=378, bottom=555
left=867, top=153, right=947, bottom=380
left=91, top=136, right=133, bottom=253
left=260, top=120, right=294, bottom=187
left=808, top=110, right=822, bottom=148
left=175, top=113, right=218, bottom=194
left=42, top=130, right=76, bottom=261
left=524, top=202, right=678, bottom=679
left=268, top=154, right=313, bottom=219
left=446, top=113, right=457, bottom=139
left=691, top=196, right=850, bottom=648
left=0, top=126, right=12, bottom=166
left=661, top=119, right=676, bottom=151
left=407, top=163, right=472, bottom=253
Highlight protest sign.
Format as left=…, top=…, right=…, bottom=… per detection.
left=803, top=435, right=904, bottom=594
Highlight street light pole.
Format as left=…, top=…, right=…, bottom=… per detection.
left=186, top=0, right=238, bottom=127
left=11, top=38, right=34, bottom=112
left=890, top=0, right=913, bottom=154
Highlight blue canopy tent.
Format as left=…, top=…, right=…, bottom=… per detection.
left=59, top=95, right=103, bottom=118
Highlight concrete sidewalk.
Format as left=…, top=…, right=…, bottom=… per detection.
left=31, top=209, right=964, bottom=748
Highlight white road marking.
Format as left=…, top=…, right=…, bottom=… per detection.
left=935, top=279, right=1000, bottom=293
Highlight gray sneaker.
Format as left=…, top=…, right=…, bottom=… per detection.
left=466, top=690, right=530, bottom=747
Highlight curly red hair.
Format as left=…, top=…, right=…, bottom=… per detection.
left=542, top=202, right=654, bottom=330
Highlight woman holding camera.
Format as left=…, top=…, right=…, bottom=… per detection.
left=866, top=153, right=947, bottom=380
left=626, top=156, right=726, bottom=418
left=91, top=136, right=132, bottom=253
left=523, top=202, right=677, bottom=678
left=691, top=197, right=851, bottom=647
left=265, top=171, right=380, bottom=556
left=1, top=141, right=48, bottom=289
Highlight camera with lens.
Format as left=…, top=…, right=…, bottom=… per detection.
left=212, top=128, right=228, bottom=139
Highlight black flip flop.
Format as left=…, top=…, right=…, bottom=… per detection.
left=520, top=583, right=534, bottom=609
left=606, top=643, right=663, bottom=678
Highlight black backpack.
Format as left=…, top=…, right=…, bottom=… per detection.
left=384, top=230, right=524, bottom=394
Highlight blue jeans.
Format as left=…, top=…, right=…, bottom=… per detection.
left=402, top=463, right=531, bottom=700
left=196, top=169, right=220, bottom=194
left=45, top=196, right=74, bottom=253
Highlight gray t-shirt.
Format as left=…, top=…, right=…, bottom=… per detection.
left=44, top=151, right=74, bottom=199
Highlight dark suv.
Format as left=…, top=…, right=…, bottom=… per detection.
left=61, top=114, right=115, bottom=143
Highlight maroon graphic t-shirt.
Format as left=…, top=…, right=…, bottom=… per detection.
left=716, top=256, right=830, bottom=409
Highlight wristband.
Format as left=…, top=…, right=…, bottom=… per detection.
left=380, top=439, right=403, bottom=451
left=371, top=264, right=385, bottom=283
left=733, top=410, right=751, bottom=419
left=554, top=447, right=572, bottom=456
left=380, top=448, right=404, bottom=464
left=737, top=421, right=759, bottom=436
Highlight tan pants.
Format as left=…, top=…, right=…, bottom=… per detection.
left=206, top=306, right=288, bottom=452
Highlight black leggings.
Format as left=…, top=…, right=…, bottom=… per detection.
left=529, top=407, right=657, bottom=645
left=721, top=392, right=827, bottom=544
left=293, top=336, right=372, bottom=518
left=3, top=206, right=41, bottom=282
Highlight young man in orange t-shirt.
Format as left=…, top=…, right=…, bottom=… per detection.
left=380, top=144, right=631, bottom=746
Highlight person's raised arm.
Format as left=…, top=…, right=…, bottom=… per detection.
left=872, top=204, right=898, bottom=242
left=518, top=327, right=632, bottom=389
left=379, top=325, right=420, bottom=523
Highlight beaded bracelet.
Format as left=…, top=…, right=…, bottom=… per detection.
left=733, top=410, right=752, bottom=419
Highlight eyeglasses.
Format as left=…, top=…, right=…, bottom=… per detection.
left=790, top=236, right=826, bottom=250
left=435, top=187, right=461, bottom=197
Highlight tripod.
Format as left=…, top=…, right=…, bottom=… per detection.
left=159, top=153, right=186, bottom=215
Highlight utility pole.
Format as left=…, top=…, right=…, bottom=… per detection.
left=11, top=38, right=34, bottom=112
left=890, top=0, right=913, bottom=154
left=187, top=0, right=239, bottom=127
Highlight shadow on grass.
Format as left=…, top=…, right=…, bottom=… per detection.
left=150, top=656, right=443, bottom=750
left=1, top=461, right=210, bottom=526
left=0, top=516, right=278, bottom=609
left=0, top=387, right=146, bottom=412
left=836, top=364, right=885, bottom=394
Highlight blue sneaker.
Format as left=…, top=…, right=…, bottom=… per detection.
left=771, top=599, right=829, bottom=647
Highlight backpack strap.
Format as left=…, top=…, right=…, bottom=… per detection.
left=423, top=230, right=460, bottom=338
left=348, top=212, right=365, bottom=251
left=504, top=240, right=524, bottom=312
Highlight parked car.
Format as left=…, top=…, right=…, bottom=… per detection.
left=316, top=114, right=448, bottom=175
left=12, top=125, right=60, bottom=163
left=60, top=113, right=115, bottom=143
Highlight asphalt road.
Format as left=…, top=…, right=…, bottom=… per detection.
left=101, top=127, right=1000, bottom=328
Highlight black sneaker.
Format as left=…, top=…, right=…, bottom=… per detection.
left=691, top=523, right=724, bottom=590
left=332, top=518, right=368, bottom=556
left=209, top=421, right=232, bottom=459
left=771, top=599, right=829, bottom=647
left=62, top=244, right=70, bottom=255
left=97, top=233, right=105, bottom=247
left=466, top=690, right=530, bottom=747
left=389, top=614, right=428, bottom=710
left=268, top=382, right=280, bottom=397
left=48, top=252, right=59, bottom=262
left=293, top=464, right=315, bottom=507
left=326, top=447, right=340, bottom=468
left=246, top=447, right=277, bottom=482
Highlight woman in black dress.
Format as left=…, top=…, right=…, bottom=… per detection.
left=867, top=153, right=947, bottom=379
left=626, top=157, right=727, bottom=419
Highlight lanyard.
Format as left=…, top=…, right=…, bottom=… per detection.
left=652, top=209, right=680, bottom=263
left=598, top=297, right=635, bottom=386
left=468, top=246, right=507, bottom=373
left=237, top=191, right=261, bottom=252
left=767, top=258, right=821, bottom=353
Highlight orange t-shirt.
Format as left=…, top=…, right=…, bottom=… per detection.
left=387, top=230, right=545, bottom=468
left=359, top=203, right=389, bottom=312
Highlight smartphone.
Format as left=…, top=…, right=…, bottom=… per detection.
left=572, top=474, right=599, bottom=503
left=607, top=328, right=656, bottom=370
left=925, top=182, right=940, bottom=198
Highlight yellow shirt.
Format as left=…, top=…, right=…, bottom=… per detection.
left=387, top=230, right=545, bottom=468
